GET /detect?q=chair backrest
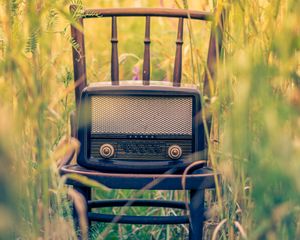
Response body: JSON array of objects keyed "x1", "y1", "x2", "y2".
[{"x1": 70, "y1": 5, "x2": 224, "y2": 108}]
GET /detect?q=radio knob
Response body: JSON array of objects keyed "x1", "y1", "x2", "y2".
[
  {"x1": 99, "y1": 144, "x2": 115, "y2": 158},
  {"x1": 168, "y1": 145, "x2": 182, "y2": 160}
]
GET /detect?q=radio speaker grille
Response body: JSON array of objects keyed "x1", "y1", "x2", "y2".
[{"x1": 91, "y1": 96, "x2": 193, "y2": 135}]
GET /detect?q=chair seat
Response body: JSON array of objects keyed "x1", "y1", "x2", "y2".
[{"x1": 60, "y1": 164, "x2": 219, "y2": 190}]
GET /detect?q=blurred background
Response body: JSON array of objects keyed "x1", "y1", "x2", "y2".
[{"x1": 0, "y1": 0, "x2": 299, "y2": 239}]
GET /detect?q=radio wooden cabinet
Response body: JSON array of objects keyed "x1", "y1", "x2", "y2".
[
  {"x1": 77, "y1": 84, "x2": 205, "y2": 173},
  {"x1": 60, "y1": 5, "x2": 224, "y2": 240}
]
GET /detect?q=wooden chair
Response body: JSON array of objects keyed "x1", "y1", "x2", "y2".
[{"x1": 60, "y1": 5, "x2": 223, "y2": 240}]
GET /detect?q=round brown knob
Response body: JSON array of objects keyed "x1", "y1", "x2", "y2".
[
  {"x1": 99, "y1": 144, "x2": 115, "y2": 158},
  {"x1": 168, "y1": 145, "x2": 182, "y2": 160}
]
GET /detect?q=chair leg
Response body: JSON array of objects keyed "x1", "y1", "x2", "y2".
[
  {"x1": 72, "y1": 186, "x2": 91, "y2": 238},
  {"x1": 189, "y1": 189, "x2": 205, "y2": 240}
]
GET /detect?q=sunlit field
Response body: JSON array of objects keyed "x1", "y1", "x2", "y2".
[{"x1": 0, "y1": 0, "x2": 300, "y2": 239}]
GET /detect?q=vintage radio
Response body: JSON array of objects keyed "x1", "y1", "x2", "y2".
[{"x1": 77, "y1": 81, "x2": 206, "y2": 173}]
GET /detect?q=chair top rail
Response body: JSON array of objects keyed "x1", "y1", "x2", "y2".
[{"x1": 78, "y1": 7, "x2": 213, "y2": 21}]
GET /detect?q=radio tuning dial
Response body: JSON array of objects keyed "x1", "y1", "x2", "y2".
[
  {"x1": 168, "y1": 145, "x2": 182, "y2": 160},
  {"x1": 99, "y1": 144, "x2": 115, "y2": 159}
]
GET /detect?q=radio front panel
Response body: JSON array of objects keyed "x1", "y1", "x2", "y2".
[{"x1": 90, "y1": 139, "x2": 192, "y2": 161}]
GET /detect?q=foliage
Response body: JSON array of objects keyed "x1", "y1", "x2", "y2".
[{"x1": 0, "y1": 0, "x2": 299, "y2": 239}]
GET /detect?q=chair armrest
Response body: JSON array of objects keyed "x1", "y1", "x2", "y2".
[{"x1": 56, "y1": 137, "x2": 80, "y2": 172}]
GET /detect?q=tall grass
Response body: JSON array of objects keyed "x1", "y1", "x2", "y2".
[
  {"x1": 0, "y1": 0, "x2": 299, "y2": 239},
  {"x1": 216, "y1": 0, "x2": 300, "y2": 238},
  {"x1": 0, "y1": 0, "x2": 76, "y2": 238}
]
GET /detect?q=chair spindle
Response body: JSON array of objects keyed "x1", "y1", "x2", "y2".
[
  {"x1": 143, "y1": 16, "x2": 151, "y2": 85},
  {"x1": 173, "y1": 18, "x2": 184, "y2": 87},
  {"x1": 111, "y1": 16, "x2": 119, "y2": 85}
]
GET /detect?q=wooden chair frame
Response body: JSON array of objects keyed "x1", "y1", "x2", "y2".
[
  {"x1": 63, "y1": 5, "x2": 224, "y2": 240},
  {"x1": 70, "y1": 6, "x2": 223, "y2": 107}
]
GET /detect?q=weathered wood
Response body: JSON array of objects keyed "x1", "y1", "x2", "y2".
[
  {"x1": 69, "y1": 5, "x2": 219, "y2": 91},
  {"x1": 67, "y1": 6, "x2": 223, "y2": 240},
  {"x1": 143, "y1": 16, "x2": 151, "y2": 85},
  {"x1": 111, "y1": 16, "x2": 119, "y2": 85},
  {"x1": 203, "y1": 10, "x2": 224, "y2": 98},
  {"x1": 60, "y1": 164, "x2": 217, "y2": 190},
  {"x1": 173, "y1": 18, "x2": 184, "y2": 87},
  {"x1": 80, "y1": 7, "x2": 213, "y2": 21},
  {"x1": 70, "y1": 5, "x2": 87, "y2": 108},
  {"x1": 189, "y1": 190, "x2": 205, "y2": 240},
  {"x1": 70, "y1": 111, "x2": 77, "y2": 138}
]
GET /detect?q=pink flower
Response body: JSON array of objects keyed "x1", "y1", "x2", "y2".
[{"x1": 132, "y1": 65, "x2": 140, "y2": 80}]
